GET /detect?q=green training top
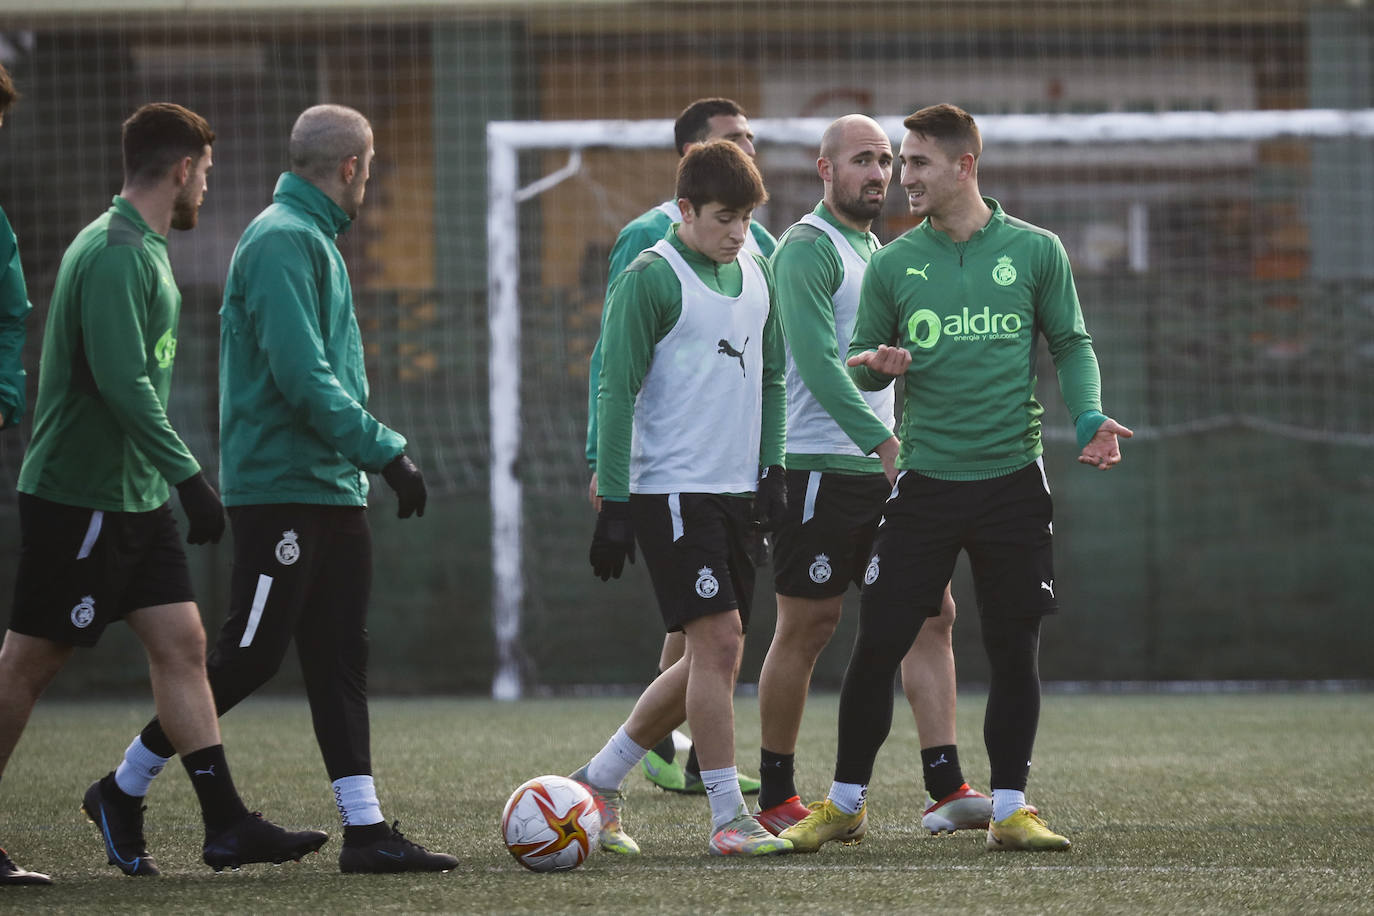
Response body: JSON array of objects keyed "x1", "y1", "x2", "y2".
[
  {"x1": 0, "y1": 203, "x2": 31, "y2": 429},
  {"x1": 594, "y1": 225, "x2": 786, "y2": 501},
  {"x1": 847, "y1": 198, "x2": 1106, "y2": 481},
  {"x1": 19, "y1": 196, "x2": 200, "y2": 511},
  {"x1": 219, "y1": 172, "x2": 406, "y2": 507},
  {"x1": 772, "y1": 201, "x2": 893, "y2": 474},
  {"x1": 585, "y1": 201, "x2": 777, "y2": 470}
]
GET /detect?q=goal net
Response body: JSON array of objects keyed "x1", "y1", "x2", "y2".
[{"x1": 490, "y1": 108, "x2": 1374, "y2": 697}]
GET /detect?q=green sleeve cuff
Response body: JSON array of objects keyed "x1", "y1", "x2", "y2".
[{"x1": 1074, "y1": 410, "x2": 1108, "y2": 450}]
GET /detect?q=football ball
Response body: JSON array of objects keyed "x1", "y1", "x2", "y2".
[{"x1": 501, "y1": 775, "x2": 601, "y2": 872}]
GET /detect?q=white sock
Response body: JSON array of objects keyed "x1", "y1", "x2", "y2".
[
  {"x1": 585, "y1": 726, "x2": 648, "y2": 790},
  {"x1": 332, "y1": 774, "x2": 384, "y2": 827},
  {"x1": 828, "y1": 781, "x2": 867, "y2": 815},
  {"x1": 114, "y1": 736, "x2": 171, "y2": 798},
  {"x1": 700, "y1": 766, "x2": 746, "y2": 830},
  {"x1": 992, "y1": 789, "x2": 1027, "y2": 822}
]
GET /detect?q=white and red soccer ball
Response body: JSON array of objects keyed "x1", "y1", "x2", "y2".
[{"x1": 501, "y1": 775, "x2": 601, "y2": 872}]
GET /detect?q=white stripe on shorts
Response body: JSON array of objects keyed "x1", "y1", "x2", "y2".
[
  {"x1": 1034, "y1": 455, "x2": 1051, "y2": 494},
  {"x1": 668, "y1": 493, "x2": 684, "y2": 543},
  {"x1": 239, "y1": 574, "x2": 274, "y2": 648},
  {"x1": 802, "y1": 471, "x2": 821, "y2": 525},
  {"x1": 76, "y1": 510, "x2": 104, "y2": 560}
]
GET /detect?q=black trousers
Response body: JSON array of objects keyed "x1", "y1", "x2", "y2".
[{"x1": 143, "y1": 504, "x2": 374, "y2": 781}]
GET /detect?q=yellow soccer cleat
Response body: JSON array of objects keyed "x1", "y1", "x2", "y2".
[
  {"x1": 777, "y1": 799, "x2": 867, "y2": 853},
  {"x1": 985, "y1": 808, "x2": 1071, "y2": 852},
  {"x1": 569, "y1": 765, "x2": 641, "y2": 855}
]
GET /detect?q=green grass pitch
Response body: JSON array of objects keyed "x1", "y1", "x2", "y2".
[{"x1": 1, "y1": 692, "x2": 1370, "y2": 914}]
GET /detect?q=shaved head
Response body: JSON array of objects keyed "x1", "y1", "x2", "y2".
[
  {"x1": 820, "y1": 114, "x2": 888, "y2": 161},
  {"x1": 289, "y1": 104, "x2": 372, "y2": 181}
]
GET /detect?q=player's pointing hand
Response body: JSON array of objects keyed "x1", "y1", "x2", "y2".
[{"x1": 846, "y1": 344, "x2": 912, "y2": 377}]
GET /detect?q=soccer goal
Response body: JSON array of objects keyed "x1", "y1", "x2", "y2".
[{"x1": 486, "y1": 109, "x2": 1374, "y2": 699}]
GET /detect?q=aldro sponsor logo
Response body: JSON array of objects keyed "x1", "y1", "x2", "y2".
[{"x1": 907, "y1": 306, "x2": 1025, "y2": 350}]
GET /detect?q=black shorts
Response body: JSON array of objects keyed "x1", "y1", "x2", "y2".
[
  {"x1": 630, "y1": 493, "x2": 755, "y2": 633},
  {"x1": 771, "y1": 469, "x2": 892, "y2": 599},
  {"x1": 9, "y1": 493, "x2": 195, "y2": 647},
  {"x1": 860, "y1": 460, "x2": 1058, "y2": 619}
]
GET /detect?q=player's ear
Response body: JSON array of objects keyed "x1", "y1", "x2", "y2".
[
  {"x1": 172, "y1": 155, "x2": 192, "y2": 187},
  {"x1": 816, "y1": 156, "x2": 832, "y2": 183},
  {"x1": 677, "y1": 197, "x2": 694, "y2": 223},
  {"x1": 340, "y1": 154, "x2": 358, "y2": 185}
]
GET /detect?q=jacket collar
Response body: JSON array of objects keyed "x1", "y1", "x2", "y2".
[{"x1": 272, "y1": 172, "x2": 352, "y2": 237}]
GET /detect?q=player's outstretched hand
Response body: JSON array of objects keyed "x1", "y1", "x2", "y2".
[
  {"x1": 176, "y1": 471, "x2": 226, "y2": 545},
  {"x1": 1077, "y1": 417, "x2": 1133, "y2": 470},
  {"x1": 590, "y1": 500, "x2": 635, "y2": 581},
  {"x1": 382, "y1": 454, "x2": 428, "y2": 518},
  {"x1": 752, "y1": 464, "x2": 788, "y2": 532},
  {"x1": 846, "y1": 344, "x2": 912, "y2": 377}
]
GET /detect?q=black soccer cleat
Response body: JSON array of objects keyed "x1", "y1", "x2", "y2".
[
  {"x1": 202, "y1": 812, "x2": 329, "y2": 872},
  {"x1": 0, "y1": 848, "x2": 52, "y2": 885},
  {"x1": 81, "y1": 772, "x2": 160, "y2": 876},
  {"x1": 338, "y1": 821, "x2": 457, "y2": 874}
]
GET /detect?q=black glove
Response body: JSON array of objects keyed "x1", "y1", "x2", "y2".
[
  {"x1": 382, "y1": 454, "x2": 427, "y2": 519},
  {"x1": 751, "y1": 465, "x2": 788, "y2": 532},
  {"x1": 175, "y1": 471, "x2": 226, "y2": 546},
  {"x1": 589, "y1": 499, "x2": 636, "y2": 581}
]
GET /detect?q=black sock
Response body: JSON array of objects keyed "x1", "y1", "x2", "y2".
[
  {"x1": 685, "y1": 744, "x2": 700, "y2": 778},
  {"x1": 139, "y1": 720, "x2": 176, "y2": 760},
  {"x1": 181, "y1": 745, "x2": 249, "y2": 832},
  {"x1": 757, "y1": 749, "x2": 796, "y2": 810},
  {"x1": 920, "y1": 744, "x2": 967, "y2": 801},
  {"x1": 343, "y1": 821, "x2": 392, "y2": 847},
  {"x1": 651, "y1": 733, "x2": 676, "y2": 764}
]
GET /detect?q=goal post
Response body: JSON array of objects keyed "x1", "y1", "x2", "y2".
[{"x1": 487, "y1": 109, "x2": 1374, "y2": 699}]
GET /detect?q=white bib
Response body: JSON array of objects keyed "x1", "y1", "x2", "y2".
[
  {"x1": 630, "y1": 239, "x2": 770, "y2": 493},
  {"x1": 783, "y1": 213, "x2": 895, "y2": 456}
]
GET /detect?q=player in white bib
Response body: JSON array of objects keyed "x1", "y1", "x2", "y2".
[{"x1": 569, "y1": 140, "x2": 791, "y2": 858}]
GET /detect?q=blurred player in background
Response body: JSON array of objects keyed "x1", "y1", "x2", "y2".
[
  {"x1": 755, "y1": 114, "x2": 988, "y2": 837},
  {"x1": 783, "y1": 104, "x2": 1131, "y2": 854},
  {"x1": 575, "y1": 140, "x2": 790, "y2": 857},
  {"x1": 0, "y1": 60, "x2": 41, "y2": 887},
  {"x1": 0, "y1": 102, "x2": 327, "y2": 881},
  {"x1": 107, "y1": 104, "x2": 456, "y2": 875},
  {"x1": 585, "y1": 97, "x2": 776, "y2": 797}
]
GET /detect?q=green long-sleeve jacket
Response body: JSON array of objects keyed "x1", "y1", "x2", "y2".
[
  {"x1": 848, "y1": 198, "x2": 1106, "y2": 480},
  {"x1": 0, "y1": 204, "x2": 31, "y2": 429},
  {"x1": 219, "y1": 172, "x2": 405, "y2": 507},
  {"x1": 19, "y1": 197, "x2": 199, "y2": 511}
]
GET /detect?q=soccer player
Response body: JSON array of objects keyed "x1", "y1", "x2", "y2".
[
  {"x1": 754, "y1": 114, "x2": 989, "y2": 836},
  {"x1": 0, "y1": 61, "x2": 42, "y2": 888},
  {"x1": 0, "y1": 102, "x2": 328, "y2": 880},
  {"x1": 781, "y1": 104, "x2": 1132, "y2": 853},
  {"x1": 585, "y1": 97, "x2": 776, "y2": 797},
  {"x1": 575, "y1": 139, "x2": 790, "y2": 857},
  {"x1": 105, "y1": 104, "x2": 456, "y2": 874}
]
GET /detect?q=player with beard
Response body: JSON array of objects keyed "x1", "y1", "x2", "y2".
[
  {"x1": 754, "y1": 115, "x2": 988, "y2": 836},
  {"x1": 106, "y1": 104, "x2": 455, "y2": 875},
  {"x1": 0, "y1": 103, "x2": 326, "y2": 881}
]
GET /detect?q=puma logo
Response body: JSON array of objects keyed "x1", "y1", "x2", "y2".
[
  {"x1": 928, "y1": 753, "x2": 948, "y2": 768},
  {"x1": 1040, "y1": 580, "x2": 1054, "y2": 598},
  {"x1": 717, "y1": 337, "x2": 749, "y2": 376},
  {"x1": 193, "y1": 766, "x2": 216, "y2": 777},
  {"x1": 906, "y1": 263, "x2": 930, "y2": 280}
]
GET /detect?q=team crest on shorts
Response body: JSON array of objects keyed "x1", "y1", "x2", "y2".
[
  {"x1": 808, "y1": 553, "x2": 833, "y2": 584},
  {"x1": 275, "y1": 530, "x2": 301, "y2": 566},
  {"x1": 70, "y1": 595, "x2": 96, "y2": 629},
  {"x1": 863, "y1": 555, "x2": 881, "y2": 586},
  {"x1": 694, "y1": 566, "x2": 720, "y2": 599}
]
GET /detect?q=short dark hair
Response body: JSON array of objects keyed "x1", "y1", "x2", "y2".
[
  {"x1": 675, "y1": 138, "x2": 768, "y2": 213},
  {"x1": 0, "y1": 63, "x2": 18, "y2": 116},
  {"x1": 122, "y1": 102, "x2": 215, "y2": 185},
  {"x1": 902, "y1": 103, "x2": 982, "y2": 161},
  {"x1": 674, "y1": 97, "x2": 746, "y2": 157}
]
